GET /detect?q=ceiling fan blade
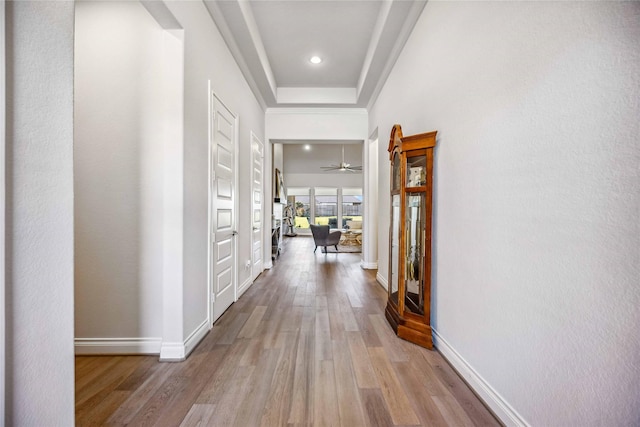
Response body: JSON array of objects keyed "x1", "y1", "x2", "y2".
[{"x1": 320, "y1": 146, "x2": 362, "y2": 171}]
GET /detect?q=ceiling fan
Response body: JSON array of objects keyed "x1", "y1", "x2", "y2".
[{"x1": 320, "y1": 145, "x2": 362, "y2": 172}]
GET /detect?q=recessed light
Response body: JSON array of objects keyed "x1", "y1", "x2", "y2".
[
  {"x1": 303, "y1": 144, "x2": 311, "y2": 151},
  {"x1": 309, "y1": 56, "x2": 322, "y2": 64}
]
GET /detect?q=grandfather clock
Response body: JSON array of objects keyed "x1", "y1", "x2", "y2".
[{"x1": 386, "y1": 124, "x2": 437, "y2": 349}]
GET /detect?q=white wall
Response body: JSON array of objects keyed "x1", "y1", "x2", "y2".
[
  {"x1": 75, "y1": 1, "x2": 266, "y2": 357},
  {"x1": 75, "y1": 2, "x2": 165, "y2": 351},
  {"x1": 5, "y1": 2, "x2": 75, "y2": 424},
  {"x1": 369, "y1": 2, "x2": 640, "y2": 426},
  {"x1": 266, "y1": 108, "x2": 368, "y2": 142},
  {"x1": 283, "y1": 144, "x2": 364, "y2": 192},
  {"x1": 164, "y1": 1, "x2": 266, "y2": 338}
]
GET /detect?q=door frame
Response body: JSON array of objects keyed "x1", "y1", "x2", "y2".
[
  {"x1": 362, "y1": 129, "x2": 379, "y2": 269},
  {"x1": 250, "y1": 131, "x2": 264, "y2": 283},
  {"x1": 207, "y1": 90, "x2": 239, "y2": 327}
]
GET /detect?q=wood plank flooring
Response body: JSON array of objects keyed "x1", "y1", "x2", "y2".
[{"x1": 75, "y1": 236, "x2": 500, "y2": 426}]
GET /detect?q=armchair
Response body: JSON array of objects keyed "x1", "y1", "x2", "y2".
[{"x1": 310, "y1": 224, "x2": 342, "y2": 253}]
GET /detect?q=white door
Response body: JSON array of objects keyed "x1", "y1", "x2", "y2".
[
  {"x1": 251, "y1": 133, "x2": 264, "y2": 281},
  {"x1": 210, "y1": 94, "x2": 237, "y2": 324}
]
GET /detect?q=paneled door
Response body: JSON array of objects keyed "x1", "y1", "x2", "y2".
[
  {"x1": 251, "y1": 133, "x2": 264, "y2": 281},
  {"x1": 210, "y1": 94, "x2": 237, "y2": 324}
]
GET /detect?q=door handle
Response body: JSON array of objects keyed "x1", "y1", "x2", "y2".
[
  {"x1": 232, "y1": 230, "x2": 238, "y2": 236},
  {"x1": 253, "y1": 227, "x2": 259, "y2": 231}
]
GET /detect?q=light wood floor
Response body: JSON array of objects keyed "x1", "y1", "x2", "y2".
[{"x1": 75, "y1": 236, "x2": 500, "y2": 426}]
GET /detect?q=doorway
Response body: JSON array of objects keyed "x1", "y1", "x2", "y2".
[
  {"x1": 209, "y1": 94, "x2": 238, "y2": 324},
  {"x1": 251, "y1": 132, "x2": 264, "y2": 282}
]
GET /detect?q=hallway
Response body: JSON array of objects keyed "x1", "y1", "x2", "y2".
[{"x1": 75, "y1": 236, "x2": 499, "y2": 426}]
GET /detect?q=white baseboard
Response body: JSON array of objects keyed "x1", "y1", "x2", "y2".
[
  {"x1": 433, "y1": 329, "x2": 529, "y2": 427},
  {"x1": 183, "y1": 319, "x2": 209, "y2": 358},
  {"x1": 159, "y1": 341, "x2": 186, "y2": 361},
  {"x1": 237, "y1": 275, "x2": 253, "y2": 298},
  {"x1": 376, "y1": 271, "x2": 388, "y2": 290},
  {"x1": 161, "y1": 318, "x2": 210, "y2": 362},
  {"x1": 75, "y1": 337, "x2": 161, "y2": 355},
  {"x1": 264, "y1": 260, "x2": 273, "y2": 269},
  {"x1": 360, "y1": 260, "x2": 378, "y2": 269},
  {"x1": 75, "y1": 321, "x2": 210, "y2": 360}
]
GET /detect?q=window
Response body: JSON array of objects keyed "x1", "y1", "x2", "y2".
[
  {"x1": 287, "y1": 187, "x2": 310, "y2": 229},
  {"x1": 285, "y1": 186, "x2": 364, "y2": 233},
  {"x1": 314, "y1": 187, "x2": 338, "y2": 228},
  {"x1": 342, "y1": 187, "x2": 363, "y2": 227}
]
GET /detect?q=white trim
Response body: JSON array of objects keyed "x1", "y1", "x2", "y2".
[
  {"x1": 250, "y1": 131, "x2": 264, "y2": 283},
  {"x1": 75, "y1": 337, "x2": 162, "y2": 355},
  {"x1": 433, "y1": 329, "x2": 529, "y2": 427},
  {"x1": 264, "y1": 260, "x2": 274, "y2": 270},
  {"x1": 159, "y1": 318, "x2": 210, "y2": 362},
  {"x1": 159, "y1": 341, "x2": 186, "y2": 362},
  {"x1": 207, "y1": 80, "x2": 213, "y2": 327},
  {"x1": 184, "y1": 319, "x2": 209, "y2": 358},
  {"x1": 237, "y1": 275, "x2": 253, "y2": 299},
  {"x1": 362, "y1": 129, "x2": 379, "y2": 269},
  {"x1": 232, "y1": 99, "x2": 240, "y2": 307},
  {"x1": 360, "y1": 261, "x2": 378, "y2": 270},
  {"x1": 376, "y1": 271, "x2": 388, "y2": 291}
]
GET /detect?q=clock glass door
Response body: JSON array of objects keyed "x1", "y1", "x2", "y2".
[
  {"x1": 404, "y1": 193, "x2": 425, "y2": 315},
  {"x1": 390, "y1": 194, "x2": 401, "y2": 306}
]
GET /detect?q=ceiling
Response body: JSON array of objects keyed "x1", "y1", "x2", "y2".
[
  {"x1": 203, "y1": 0, "x2": 427, "y2": 109},
  {"x1": 284, "y1": 143, "x2": 362, "y2": 174}
]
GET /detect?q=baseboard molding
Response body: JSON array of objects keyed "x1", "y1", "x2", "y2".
[
  {"x1": 360, "y1": 260, "x2": 378, "y2": 270},
  {"x1": 376, "y1": 271, "x2": 388, "y2": 290},
  {"x1": 184, "y1": 319, "x2": 209, "y2": 358},
  {"x1": 433, "y1": 329, "x2": 529, "y2": 427},
  {"x1": 237, "y1": 275, "x2": 253, "y2": 298},
  {"x1": 160, "y1": 318, "x2": 210, "y2": 362},
  {"x1": 76, "y1": 321, "x2": 210, "y2": 361},
  {"x1": 159, "y1": 341, "x2": 186, "y2": 361},
  {"x1": 75, "y1": 337, "x2": 161, "y2": 355}
]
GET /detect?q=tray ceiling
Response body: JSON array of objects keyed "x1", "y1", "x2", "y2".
[{"x1": 203, "y1": 0, "x2": 427, "y2": 108}]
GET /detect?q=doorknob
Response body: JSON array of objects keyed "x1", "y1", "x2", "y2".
[
  {"x1": 232, "y1": 230, "x2": 238, "y2": 236},
  {"x1": 253, "y1": 226, "x2": 259, "y2": 231}
]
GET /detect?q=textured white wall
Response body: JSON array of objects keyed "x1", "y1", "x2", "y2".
[
  {"x1": 75, "y1": 2, "x2": 164, "y2": 344},
  {"x1": 164, "y1": 1, "x2": 266, "y2": 337},
  {"x1": 370, "y1": 2, "x2": 640, "y2": 425},
  {"x1": 5, "y1": 2, "x2": 75, "y2": 424}
]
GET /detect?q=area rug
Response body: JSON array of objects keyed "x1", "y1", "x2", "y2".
[{"x1": 321, "y1": 244, "x2": 361, "y2": 253}]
